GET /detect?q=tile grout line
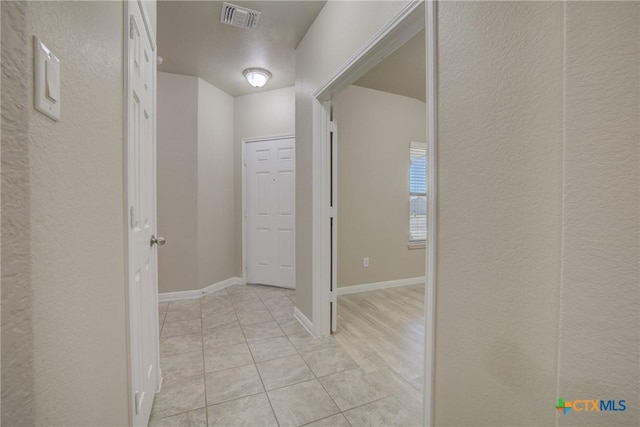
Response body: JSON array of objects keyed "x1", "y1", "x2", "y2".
[
  {"x1": 281, "y1": 318, "x2": 348, "y2": 425},
  {"x1": 150, "y1": 406, "x2": 208, "y2": 423},
  {"x1": 338, "y1": 395, "x2": 393, "y2": 422},
  {"x1": 235, "y1": 289, "x2": 282, "y2": 427},
  {"x1": 312, "y1": 370, "x2": 343, "y2": 420},
  {"x1": 299, "y1": 412, "x2": 354, "y2": 427},
  {"x1": 159, "y1": 303, "x2": 168, "y2": 336},
  {"x1": 160, "y1": 285, "x2": 356, "y2": 426},
  {"x1": 160, "y1": 284, "x2": 424, "y2": 425},
  {"x1": 199, "y1": 293, "x2": 209, "y2": 426},
  {"x1": 149, "y1": 371, "x2": 209, "y2": 422}
]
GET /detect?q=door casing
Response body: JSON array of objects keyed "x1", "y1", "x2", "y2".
[{"x1": 309, "y1": 1, "x2": 437, "y2": 425}]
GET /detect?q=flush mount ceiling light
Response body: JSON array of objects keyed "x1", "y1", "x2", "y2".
[{"x1": 243, "y1": 68, "x2": 271, "y2": 88}]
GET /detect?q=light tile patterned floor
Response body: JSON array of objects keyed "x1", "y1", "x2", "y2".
[{"x1": 151, "y1": 284, "x2": 423, "y2": 426}]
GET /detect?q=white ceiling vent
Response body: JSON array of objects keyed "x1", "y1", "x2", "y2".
[{"x1": 220, "y1": 2, "x2": 261, "y2": 29}]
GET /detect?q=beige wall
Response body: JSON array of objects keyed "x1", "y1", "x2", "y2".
[
  {"x1": 434, "y1": 1, "x2": 638, "y2": 425},
  {"x1": 558, "y1": 2, "x2": 639, "y2": 425},
  {"x1": 2, "y1": 1, "x2": 130, "y2": 425},
  {"x1": 434, "y1": 2, "x2": 564, "y2": 424},
  {"x1": 197, "y1": 78, "x2": 235, "y2": 287},
  {"x1": 157, "y1": 72, "x2": 236, "y2": 293},
  {"x1": 159, "y1": 79, "x2": 293, "y2": 293},
  {"x1": 296, "y1": 0, "x2": 413, "y2": 319},
  {"x1": 157, "y1": 72, "x2": 199, "y2": 294},
  {"x1": 233, "y1": 87, "x2": 296, "y2": 277},
  {"x1": 333, "y1": 85, "x2": 426, "y2": 287}
]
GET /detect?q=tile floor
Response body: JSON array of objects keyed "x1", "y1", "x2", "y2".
[{"x1": 152, "y1": 284, "x2": 422, "y2": 426}]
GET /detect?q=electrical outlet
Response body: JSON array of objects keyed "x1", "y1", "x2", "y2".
[{"x1": 363, "y1": 257, "x2": 369, "y2": 268}]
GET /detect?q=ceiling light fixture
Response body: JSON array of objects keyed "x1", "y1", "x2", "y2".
[{"x1": 243, "y1": 68, "x2": 271, "y2": 88}]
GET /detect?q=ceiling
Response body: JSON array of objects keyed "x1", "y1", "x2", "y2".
[
  {"x1": 353, "y1": 29, "x2": 426, "y2": 103},
  {"x1": 157, "y1": 1, "x2": 326, "y2": 97}
]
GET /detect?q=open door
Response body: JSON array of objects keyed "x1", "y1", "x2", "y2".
[{"x1": 126, "y1": 1, "x2": 160, "y2": 425}]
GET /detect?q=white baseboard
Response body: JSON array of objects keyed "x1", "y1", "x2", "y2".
[
  {"x1": 293, "y1": 307, "x2": 316, "y2": 338},
  {"x1": 158, "y1": 277, "x2": 243, "y2": 302},
  {"x1": 337, "y1": 276, "x2": 425, "y2": 296}
]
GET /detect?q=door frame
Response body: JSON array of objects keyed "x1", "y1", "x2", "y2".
[
  {"x1": 241, "y1": 134, "x2": 296, "y2": 287},
  {"x1": 124, "y1": 0, "x2": 160, "y2": 424},
  {"x1": 309, "y1": 1, "x2": 438, "y2": 424}
]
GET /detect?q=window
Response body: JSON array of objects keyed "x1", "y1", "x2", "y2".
[{"x1": 409, "y1": 142, "x2": 427, "y2": 245}]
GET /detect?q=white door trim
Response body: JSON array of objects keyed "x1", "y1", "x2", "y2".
[
  {"x1": 124, "y1": 0, "x2": 159, "y2": 424},
  {"x1": 423, "y1": 2, "x2": 438, "y2": 424},
  {"x1": 311, "y1": 99, "x2": 331, "y2": 338},
  {"x1": 309, "y1": 1, "x2": 437, "y2": 425},
  {"x1": 241, "y1": 134, "x2": 296, "y2": 287},
  {"x1": 311, "y1": 0, "x2": 424, "y2": 336}
]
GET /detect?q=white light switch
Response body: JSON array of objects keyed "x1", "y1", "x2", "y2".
[
  {"x1": 45, "y1": 58, "x2": 60, "y2": 102},
  {"x1": 34, "y1": 36, "x2": 61, "y2": 121}
]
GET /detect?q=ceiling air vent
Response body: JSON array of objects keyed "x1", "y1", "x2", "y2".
[{"x1": 220, "y1": 2, "x2": 261, "y2": 29}]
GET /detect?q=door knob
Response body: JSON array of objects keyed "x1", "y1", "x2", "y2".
[{"x1": 150, "y1": 235, "x2": 166, "y2": 247}]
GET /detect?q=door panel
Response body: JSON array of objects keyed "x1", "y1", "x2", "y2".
[
  {"x1": 277, "y1": 171, "x2": 293, "y2": 215},
  {"x1": 256, "y1": 228, "x2": 270, "y2": 266},
  {"x1": 279, "y1": 147, "x2": 293, "y2": 160},
  {"x1": 127, "y1": 1, "x2": 159, "y2": 425},
  {"x1": 256, "y1": 172, "x2": 271, "y2": 215},
  {"x1": 246, "y1": 138, "x2": 295, "y2": 288},
  {"x1": 278, "y1": 229, "x2": 294, "y2": 270}
]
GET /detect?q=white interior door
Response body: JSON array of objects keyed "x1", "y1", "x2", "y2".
[
  {"x1": 245, "y1": 137, "x2": 295, "y2": 289},
  {"x1": 127, "y1": 2, "x2": 159, "y2": 425}
]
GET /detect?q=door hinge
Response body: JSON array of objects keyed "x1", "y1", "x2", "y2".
[
  {"x1": 134, "y1": 390, "x2": 141, "y2": 414},
  {"x1": 329, "y1": 121, "x2": 337, "y2": 133},
  {"x1": 329, "y1": 289, "x2": 337, "y2": 303},
  {"x1": 130, "y1": 206, "x2": 135, "y2": 228},
  {"x1": 129, "y1": 16, "x2": 136, "y2": 39},
  {"x1": 329, "y1": 207, "x2": 337, "y2": 218}
]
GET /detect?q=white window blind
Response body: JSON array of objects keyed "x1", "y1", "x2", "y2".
[{"x1": 409, "y1": 141, "x2": 427, "y2": 244}]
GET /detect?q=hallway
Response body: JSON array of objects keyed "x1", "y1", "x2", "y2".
[
  {"x1": 151, "y1": 285, "x2": 423, "y2": 426},
  {"x1": 2, "y1": 1, "x2": 638, "y2": 425}
]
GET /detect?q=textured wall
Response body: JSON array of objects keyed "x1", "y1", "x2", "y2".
[
  {"x1": 333, "y1": 86, "x2": 426, "y2": 287},
  {"x1": 1, "y1": 2, "x2": 34, "y2": 424},
  {"x1": 233, "y1": 87, "x2": 296, "y2": 278},
  {"x1": 197, "y1": 78, "x2": 235, "y2": 287},
  {"x1": 433, "y1": 1, "x2": 639, "y2": 425},
  {"x1": 558, "y1": 2, "x2": 639, "y2": 425},
  {"x1": 296, "y1": 0, "x2": 412, "y2": 320},
  {"x1": 2, "y1": 1, "x2": 130, "y2": 425},
  {"x1": 434, "y1": 2, "x2": 564, "y2": 424},
  {"x1": 157, "y1": 72, "x2": 199, "y2": 293}
]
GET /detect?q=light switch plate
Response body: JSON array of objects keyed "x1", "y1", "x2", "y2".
[{"x1": 34, "y1": 36, "x2": 60, "y2": 121}]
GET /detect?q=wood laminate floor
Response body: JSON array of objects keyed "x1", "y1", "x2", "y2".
[{"x1": 331, "y1": 284, "x2": 425, "y2": 419}]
